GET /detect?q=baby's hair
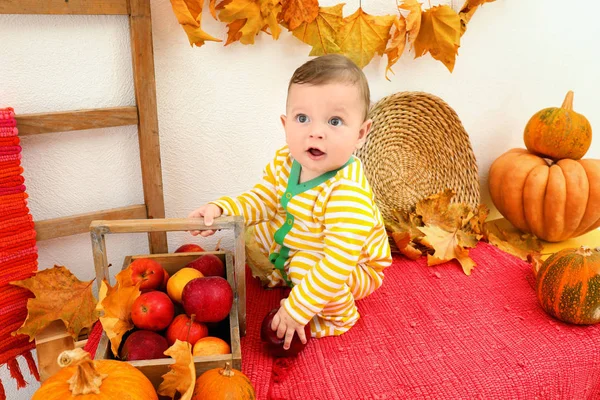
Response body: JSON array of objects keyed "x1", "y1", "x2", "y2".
[{"x1": 288, "y1": 54, "x2": 371, "y2": 121}]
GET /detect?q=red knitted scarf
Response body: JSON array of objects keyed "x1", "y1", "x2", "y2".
[{"x1": 0, "y1": 108, "x2": 39, "y2": 399}]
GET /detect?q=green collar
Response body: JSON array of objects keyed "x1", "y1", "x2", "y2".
[{"x1": 286, "y1": 156, "x2": 355, "y2": 198}]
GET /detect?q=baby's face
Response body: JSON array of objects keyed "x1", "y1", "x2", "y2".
[{"x1": 282, "y1": 82, "x2": 371, "y2": 183}]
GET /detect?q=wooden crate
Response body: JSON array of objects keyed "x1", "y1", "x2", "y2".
[{"x1": 89, "y1": 217, "x2": 246, "y2": 389}]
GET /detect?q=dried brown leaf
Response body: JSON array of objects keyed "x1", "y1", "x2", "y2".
[
  {"x1": 292, "y1": 4, "x2": 344, "y2": 57},
  {"x1": 280, "y1": 0, "x2": 319, "y2": 31},
  {"x1": 484, "y1": 221, "x2": 543, "y2": 261},
  {"x1": 384, "y1": 16, "x2": 407, "y2": 81},
  {"x1": 398, "y1": 0, "x2": 422, "y2": 48},
  {"x1": 413, "y1": 5, "x2": 461, "y2": 72},
  {"x1": 11, "y1": 266, "x2": 98, "y2": 341},
  {"x1": 419, "y1": 225, "x2": 477, "y2": 275}
]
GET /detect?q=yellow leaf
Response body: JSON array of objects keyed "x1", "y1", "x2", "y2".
[
  {"x1": 390, "y1": 231, "x2": 423, "y2": 260},
  {"x1": 384, "y1": 16, "x2": 407, "y2": 81},
  {"x1": 483, "y1": 221, "x2": 543, "y2": 261},
  {"x1": 260, "y1": 0, "x2": 282, "y2": 40},
  {"x1": 170, "y1": 0, "x2": 222, "y2": 47},
  {"x1": 398, "y1": 0, "x2": 422, "y2": 48},
  {"x1": 292, "y1": 4, "x2": 344, "y2": 57},
  {"x1": 338, "y1": 7, "x2": 395, "y2": 68},
  {"x1": 97, "y1": 278, "x2": 141, "y2": 356},
  {"x1": 157, "y1": 340, "x2": 196, "y2": 400},
  {"x1": 280, "y1": 0, "x2": 319, "y2": 31},
  {"x1": 219, "y1": 0, "x2": 264, "y2": 45},
  {"x1": 413, "y1": 5, "x2": 461, "y2": 72},
  {"x1": 415, "y1": 188, "x2": 474, "y2": 232},
  {"x1": 458, "y1": 0, "x2": 494, "y2": 35},
  {"x1": 10, "y1": 266, "x2": 98, "y2": 341},
  {"x1": 419, "y1": 225, "x2": 477, "y2": 275}
]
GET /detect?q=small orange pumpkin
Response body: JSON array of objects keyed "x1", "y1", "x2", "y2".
[
  {"x1": 192, "y1": 362, "x2": 256, "y2": 400},
  {"x1": 535, "y1": 246, "x2": 600, "y2": 324},
  {"x1": 488, "y1": 148, "x2": 600, "y2": 242},
  {"x1": 523, "y1": 91, "x2": 592, "y2": 160},
  {"x1": 32, "y1": 348, "x2": 157, "y2": 400}
]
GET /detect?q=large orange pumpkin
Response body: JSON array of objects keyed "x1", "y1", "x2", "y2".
[
  {"x1": 32, "y1": 348, "x2": 157, "y2": 400},
  {"x1": 488, "y1": 148, "x2": 600, "y2": 242},
  {"x1": 192, "y1": 362, "x2": 255, "y2": 400},
  {"x1": 523, "y1": 91, "x2": 592, "y2": 160},
  {"x1": 535, "y1": 246, "x2": 600, "y2": 324}
]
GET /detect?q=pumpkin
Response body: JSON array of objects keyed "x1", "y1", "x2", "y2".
[
  {"x1": 535, "y1": 246, "x2": 600, "y2": 324},
  {"x1": 523, "y1": 91, "x2": 592, "y2": 160},
  {"x1": 192, "y1": 362, "x2": 256, "y2": 400},
  {"x1": 32, "y1": 348, "x2": 157, "y2": 400},
  {"x1": 488, "y1": 148, "x2": 600, "y2": 242}
]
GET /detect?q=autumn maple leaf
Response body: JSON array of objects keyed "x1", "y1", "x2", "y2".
[
  {"x1": 292, "y1": 4, "x2": 344, "y2": 56},
  {"x1": 219, "y1": 0, "x2": 281, "y2": 45},
  {"x1": 416, "y1": 188, "x2": 474, "y2": 232},
  {"x1": 170, "y1": 0, "x2": 222, "y2": 47},
  {"x1": 280, "y1": 0, "x2": 319, "y2": 31},
  {"x1": 11, "y1": 266, "x2": 98, "y2": 341},
  {"x1": 398, "y1": 0, "x2": 422, "y2": 48},
  {"x1": 384, "y1": 16, "x2": 407, "y2": 80},
  {"x1": 96, "y1": 269, "x2": 141, "y2": 357},
  {"x1": 413, "y1": 5, "x2": 461, "y2": 72},
  {"x1": 338, "y1": 7, "x2": 395, "y2": 68},
  {"x1": 419, "y1": 225, "x2": 479, "y2": 275},
  {"x1": 157, "y1": 340, "x2": 196, "y2": 400},
  {"x1": 458, "y1": 0, "x2": 495, "y2": 35},
  {"x1": 483, "y1": 220, "x2": 543, "y2": 261}
]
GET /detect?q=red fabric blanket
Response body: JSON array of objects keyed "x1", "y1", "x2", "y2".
[{"x1": 241, "y1": 242, "x2": 600, "y2": 399}]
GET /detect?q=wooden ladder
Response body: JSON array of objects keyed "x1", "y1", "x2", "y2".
[{"x1": 1, "y1": 0, "x2": 168, "y2": 380}]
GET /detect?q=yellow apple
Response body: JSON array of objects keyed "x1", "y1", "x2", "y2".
[{"x1": 166, "y1": 267, "x2": 203, "y2": 303}]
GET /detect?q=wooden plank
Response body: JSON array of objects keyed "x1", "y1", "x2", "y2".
[
  {"x1": 129, "y1": 0, "x2": 167, "y2": 254},
  {"x1": 0, "y1": 0, "x2": 129, "y2": 15},
  {"x1": 35, "y1": 204, "x2": 147, "y2": 241},
  {"x1": 233, "y1": 222, "x2": 246, "y2": 335},
  {"x1": 89, "y1": 216, "x2": 240, "y2": 234},
  {"x1": 15, "y1": 107, "x2": 138, "y2": 136}
]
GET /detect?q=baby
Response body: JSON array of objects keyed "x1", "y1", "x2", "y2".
[{"x1": 189, "y1": 54, "x2": 392, "y2": 349}]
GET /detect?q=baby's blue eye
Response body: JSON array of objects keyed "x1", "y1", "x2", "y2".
[
  {"x1": 296, "y1": 114, "x2": 309, "y2": 123},
  {"x1": 329, "y1": 117, "x2": 343, "y2": 127}
]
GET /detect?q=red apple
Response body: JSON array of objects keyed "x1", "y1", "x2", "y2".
[
  {"x1": 129, "y1": 258, "x2": 165, "y2": 292},
  {"x1": 175, "y1": 243, "x2": 205, "y2": 253},
  {"x1": 165, "y1": 314, "x2": 209, "y2": 346},
  {"x1": 260, "y1": 308, "x2": 311, "y2": 357},
  {"x1": 131, "y1": 291, "x2": 174, "y2": 331},
  {"x1": 120, "y1": 330, "x2": 168, "y2": 361},
  {"x1": 160, "y1": 270, "x2": 170, "y2": 291},
  {"x1": 181, "y1": 277, "x2": 233, "y2": 323},
  {"x1": 185, "y1": 254, "x2": 225, "y2": 277}
]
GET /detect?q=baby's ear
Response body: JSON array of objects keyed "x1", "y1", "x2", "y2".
[
  {"x1": 280, "y1": 114, "x2": 287, "y2": 129},
  {"x1": 356, "y1": 118, "x2": 372, "y2": 149}
]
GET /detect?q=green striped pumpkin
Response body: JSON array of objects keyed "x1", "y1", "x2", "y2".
[{"x1": 536, "y1": 246, "x2": 600, "y2": 324}]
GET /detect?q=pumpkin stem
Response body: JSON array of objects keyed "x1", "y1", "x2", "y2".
[
  {"x1": 576, "y1": 246, "x2": 593, "y2": 257},
  {"x1": 561, "y1": 90, "x2": 574, "y2": 111},
  {"x1": 57, "y1": 348, "x2": 108, "y2": 395},
  {"x1": 542, "y1": 157, "x2": 554, "y2": 167},
  {"x1": 220, "y1": 362, "x2": 235, "y2": 378}
]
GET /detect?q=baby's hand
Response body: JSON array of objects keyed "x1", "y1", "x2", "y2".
[
  {"x1": 187, "y1": 204, "x2": 222, "y2": 237},
  {"x1": 270, "y1": 301, "x2": 308, "y2": 350}
]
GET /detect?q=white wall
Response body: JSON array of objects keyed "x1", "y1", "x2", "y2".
[{"x1": 1, "y1": 0, "x2": 598, "y2": 397}]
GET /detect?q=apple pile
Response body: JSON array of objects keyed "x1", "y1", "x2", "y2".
[{"x1": 118, "y1": 249, "x2": 233, "y2": 361}]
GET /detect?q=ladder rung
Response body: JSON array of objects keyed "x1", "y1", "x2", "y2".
[
  {"x1": 35, "y1": 204, "x2": 147, "y2": 241},
  {"x1": 0, "y1": 0, "x2": 130, "y2": 15},
  {"x1": 16, "y1": 107, "x2": 139, "y2": 136}
]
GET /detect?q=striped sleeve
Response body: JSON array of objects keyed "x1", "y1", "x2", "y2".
[
  {"x1": 284, "y1": 180, "x2": 376, "y2": 325},
  {"x1": 210, "y1": 152, "x2": 281, "y2": 226}
]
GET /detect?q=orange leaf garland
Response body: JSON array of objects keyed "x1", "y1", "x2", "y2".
[
  {"x1": 292, "y1": 4, "x2": 344, "y2": 56},
  {"x1": 384, "y1": 16, "x2": 407, "y2": 81},
  {"x1": 398, "y1": 0, "x2": 423, "y2": 48},
  {"x1": 218, "y1": 0, "x2": 281, "y2": 45},
  {"x1": 280, "y1": 0, "x2": 319, "y2": 31},
  {"x1": 170, "y1": 0, "x2": 222, "y2": 47},
  {"x1": 413, "y1": 5, "x2": 461, "y2": 72},
  {"x1": 338, "y1": 7, "x2": 395, "y2": 68},
  {"x1": 11, "y1": 266, "x2": 98, "y2": 341}
]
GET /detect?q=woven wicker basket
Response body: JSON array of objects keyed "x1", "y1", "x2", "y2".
[{"x1": 355, "y1": 91, "x2": 480, "y2": 221}]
